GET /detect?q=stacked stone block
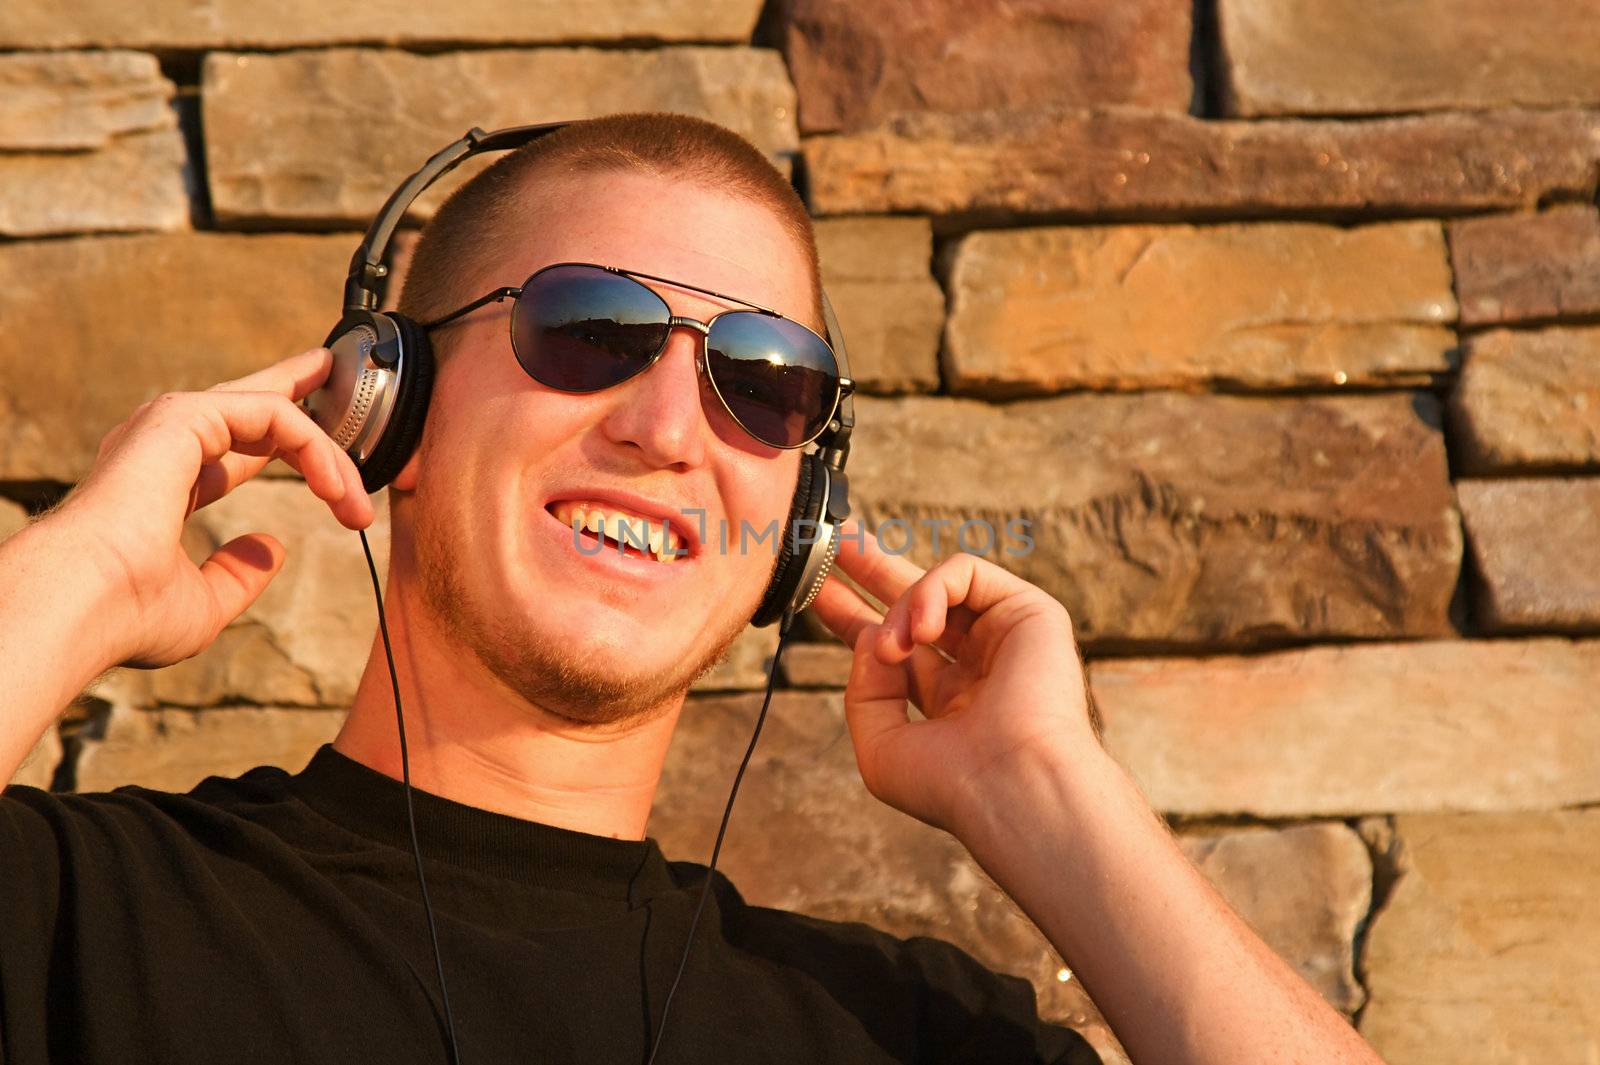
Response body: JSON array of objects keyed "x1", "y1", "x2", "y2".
[{"x1": 3, "y1": 2, "x2": 1599, "y2": 1061}]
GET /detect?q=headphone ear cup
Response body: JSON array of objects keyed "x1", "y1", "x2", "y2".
[
  {"x1": 751, "y1": 454, "x2": 827, "y2": 628},
  {"x1": 356, "y1": 312, "x2": 435, "y2": 493}
]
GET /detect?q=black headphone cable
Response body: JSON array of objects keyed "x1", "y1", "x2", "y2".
[
  {"x1": 644, "y1": 611, "x2": 795, "y2": 1065},
  {"x1": 360, "y1": 528, "x2": 463, "y2": 1065},
  {"x1": 359, "y1": 526, "x2": 799, "y2": 1065}
]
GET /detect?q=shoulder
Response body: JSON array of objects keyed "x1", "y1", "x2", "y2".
[
  {"x1": 1, "y1": 762, "x2": 300, "y2": 869},
  {"x1": 4, "y1": 760, "x2": 294, "y2": 820},
  {"x1": 0, "y1": 763, "x2": 305, "y2": 954},
  {"x1": 687, "y1": 865, "x2": 1101, "y2": 1064}
]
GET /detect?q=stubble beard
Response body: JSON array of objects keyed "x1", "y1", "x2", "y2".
[{"x1": 410, "y1": 482, "x2": 757, "y2": 729}]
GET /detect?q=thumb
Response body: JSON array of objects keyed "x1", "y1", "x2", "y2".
[
  {"x1": 844, "y1": 623, "x2": 913, "y2": 778},
  {"x1": 197, "y1": 533, "x2": 286, "y2": 637}
]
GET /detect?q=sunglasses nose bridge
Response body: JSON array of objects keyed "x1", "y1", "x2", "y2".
[
  {"x1": 666, "y1": 315, "x2": 711, "y2": 335},
  {"x1": 665, "y1": 315, "x2": 712, "y2": 372}
]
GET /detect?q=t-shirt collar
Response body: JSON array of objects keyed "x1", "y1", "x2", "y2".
[{"x1": 289, "y1": 743, "x2": 682, "y2": 900}]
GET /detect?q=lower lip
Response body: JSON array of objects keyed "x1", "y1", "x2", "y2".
[{"x1": 537, "y1": 506, "x2": 695, "y2": 582}]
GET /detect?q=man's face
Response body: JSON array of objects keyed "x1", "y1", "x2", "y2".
[{"x1": 396, "y1": 168, "x2": 811, "y2": 726}]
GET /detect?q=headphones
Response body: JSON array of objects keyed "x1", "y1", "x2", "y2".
[{"x1": 303, "y1": 122, "x2": 855, "y2": 630}]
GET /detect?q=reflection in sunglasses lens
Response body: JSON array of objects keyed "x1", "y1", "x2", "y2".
[
  {"x1": 513, "y1": 265, "x2": 670, "y2": 392},
  {"x1": 707, "y1": 313, "x2": 838, "y2": 448}
]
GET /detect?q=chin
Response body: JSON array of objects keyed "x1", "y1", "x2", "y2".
[
  {"x1": 474, "y1": 602, "x2": 700, "y2": 726},
  {"x1": 411, "y1": 482, "x2": 760, "y2": 726},
  {"x1": 428, "y1": 563, "x2": 749, "y2": 729}
]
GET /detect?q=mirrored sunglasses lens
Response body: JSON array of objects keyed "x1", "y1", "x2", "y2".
[
  {"x1": 705, "y1": 314, "x2": 838, "y2": 447},
  {"x1": 513, "y1": 265, "x2": 669, "y2": 392}
]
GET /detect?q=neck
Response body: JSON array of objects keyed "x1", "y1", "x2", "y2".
[{"x1": 336, "y1": 577, "x2": 683, "y2": 843}]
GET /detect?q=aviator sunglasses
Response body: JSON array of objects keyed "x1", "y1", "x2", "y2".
[{"x1": 423, "y1": 262, "x2": 853, "y2": 450}]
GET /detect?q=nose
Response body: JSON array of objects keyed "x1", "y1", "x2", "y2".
[{"x1": 595, "y1": 321, "x2": 710, "y2": 471}]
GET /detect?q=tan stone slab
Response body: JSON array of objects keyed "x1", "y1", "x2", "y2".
[
  {"x1": 0, "y1": 0, "x2": 762, "y2": 48},
  {"x1": 944, "y1": 221, "x2": 1455, "y2": 394},
  {"x1": 139, "y1": 622, "x2": 323, "y2": 709},
  {"x1": 74, "y1": 704, "x2": 344, "y2": 794},
  {"x1": 782, "y1": 0, "x2": 1190, "y2": 133},
  {"x1": 654, "y1": 690, "x2": 1112, "y2": 1046},
  {"x1": 1092, "y1": 639, "x2": 1600, "y2": 817},
  {"x1": 0, "y1": 233, "x2": 356, "y2": 483},
  {"x1": 0, "y1": 127, "x2": 188, "y2": 237},
  {"x1": 1178, "y1": 823, "x2": 1370, "y2": 1013},
  {"x1": 0, "y1": 498, "x2": 26, "y2": 542},
  {"x1": 7, "y1": 727, "x2": 62, "y2": 791},
  {"x1": 778, "y1": 641, "x2": 853, "y2": 687},
  {"x1": 0, "y1": 48, "x2": 183, "y2": 240},
  {"x1": 1360, "y1": 810, "x2": 1600, "y2": 1065},
  {"x1": 805, "y1": 107, "x2": 1600, "y2": 219},
  {"x1": 816, "y1": 217, "x2": 942, "y2": 393},
  {"x1": 118, "y1": 481, "x2": 391, "y2": 709},
  {"x1": 0, "y1": 50, "x2": 173, "y2": 150},
  {"x1": 203, "y1": 48, "x2": 798, "y2": 226},
  {"x1": 815, "y1": 216, "x2": 934, "y2": 281},
  {"x1": 1450, "y1": 326, "x2": 1600, "y2": 474},
  {"x1": 1459, "y1": 479, "x2": 1600, "y2": 634},
  {"x1": 849, "y1": 393, "x2": 1459, "y2": 650},
  {"x1": 1218, "y1": 0, "x2": 1600, "y2": 117},
  {"x1": 690, "y1": 625, "x2": 780, "y2": 692},
  {"x1": 1449, "y1": 205, "x2": 1600, "y2": 327}
]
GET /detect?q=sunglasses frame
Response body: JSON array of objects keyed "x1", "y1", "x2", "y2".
[{"x1": 422, "y1": 261, "x2": 856, "y2": 451}]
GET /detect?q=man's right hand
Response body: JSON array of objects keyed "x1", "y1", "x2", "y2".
[{"x1": 37, "y1": 348, "x2": 373, "y2": 673}]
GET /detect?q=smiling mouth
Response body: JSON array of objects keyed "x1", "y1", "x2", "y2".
[{"x1": 546, "y1": 500, "x2": 688, "y2": 563}]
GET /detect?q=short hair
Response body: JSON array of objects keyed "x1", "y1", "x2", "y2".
[{"x1": 396, "y1": 111, "x2": 823, "y2": 344}]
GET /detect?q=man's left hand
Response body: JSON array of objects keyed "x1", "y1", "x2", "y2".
[{"x1": 807, "y1": 521, "x2": 1100, "y2": 840}]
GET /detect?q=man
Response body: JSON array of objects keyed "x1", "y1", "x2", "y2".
[{"x1": 0, "y1": 112, "x2": 1386, "y2": 1064}]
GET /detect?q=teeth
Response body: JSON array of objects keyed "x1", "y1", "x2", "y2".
[
  {"x1": 622, "y1": 517, "x2": 650, "y2": 552},
  {"x1": 554, "y1": 499, "x2": 686, "y2": 563},
  {"x1": 610, "y1": 516, "x2": 641, "y2": 553}
]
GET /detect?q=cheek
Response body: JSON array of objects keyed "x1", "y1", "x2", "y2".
[
  {"x1": 425, "y1": 358, "x2": 585, "y2": 480},
  {"x1": 721, "y1": 458, "x2": 802, "y2": 563}
]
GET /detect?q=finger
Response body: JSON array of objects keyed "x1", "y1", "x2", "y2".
[
  {"x1": 830, "y1": 520, "x2": 930, "y2": 617},
  {"x1": 843, "y1": 622, "x2": 913, "y2": 760},
  {"x1": 874, "y1": 552, "x2": 1048, "y2": 673},
  {"x1": 197, "y1": 533, "x2": 286, "y2": 639},
  {"x1": 232, "y1": 431, "x2": 371, "y2": 523},
  {"x1": 189, "y1": 440, "x2": 362, "y2": 520},
  {"x1": 180, "y1": 392, "x2": 371, "y2": 529},
  {"x1": 826, "y1": 522, "x2": 982, "y2": 661},
  {"x1": 900, "y1": 642, "x2": 961, "y2": 718},
  {"x1": 844, "y1": 626, "x2": 967, "y2": 829},
  {"x1": 210, "y1": 348, "x2": 335, "y2": 402},
  {"x1": 876, "y1": 567, "x2": 980, "y2": 663},
  {"x1": 189, "y1": 453, "x2": 273, "y2": 515},
  {"x1": 808, "y1": 571, "x2": 886, "y2": 649},
  {"x1": 808, "y1": 573, "x2": 956, "y2": 710},
  {"x1": 209, "y1": 350, "x2": 367, "y2": 509},
  {"x1": 193, "y1": 393, "x2": 350, "y2": 517}
]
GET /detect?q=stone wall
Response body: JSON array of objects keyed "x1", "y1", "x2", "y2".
[{"x1": 3, "y1": 3, "x2": 1598, "y2": 1061}]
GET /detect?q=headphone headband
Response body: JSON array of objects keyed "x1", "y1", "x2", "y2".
[{"x1": 343, "y1": 122, "x2": 573, "y2": 313}]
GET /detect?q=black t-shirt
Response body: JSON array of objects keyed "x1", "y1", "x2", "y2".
[{"x1": 0, "y1": 744, "x2": 1099, "y2": 1064}]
